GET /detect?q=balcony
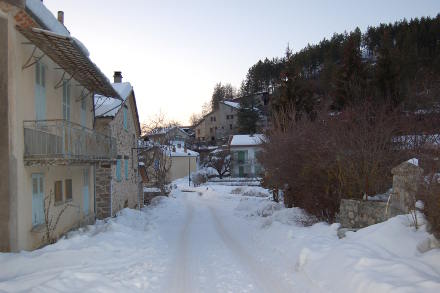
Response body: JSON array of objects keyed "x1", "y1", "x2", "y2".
[{"x1": 24, "y1": 120, "x2": 116, "y2": 166}]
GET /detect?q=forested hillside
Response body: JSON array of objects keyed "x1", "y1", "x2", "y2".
[{"x1": 240, "y1": 15, "x2": 440, "y2": 115}]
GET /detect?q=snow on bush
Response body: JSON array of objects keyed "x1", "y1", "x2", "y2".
[
  {"x1": 230, "y1": 186, "x2": 270, "y2": 197},
  {"x1": 191, "y1": 170, "x2": 209, "y2": 186}
]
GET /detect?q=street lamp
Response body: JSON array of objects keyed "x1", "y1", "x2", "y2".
[{"x1": 188, "y1": 152, "x2": 191, "y2": 187}]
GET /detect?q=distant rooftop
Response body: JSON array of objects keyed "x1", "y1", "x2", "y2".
[{"x1": 230, "y1": 134, "x2": 265, "y2": 146}]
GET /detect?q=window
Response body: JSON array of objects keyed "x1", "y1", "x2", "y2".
[
  {"x1": 116, "y1": 159, "x2": 122, "y2": 181},
  {"x1": 125, "y1": 158, "x2": 129, "y2": 180},
  {"x1": 54, "y1": 180, "x2": 63, "y2": 203},
  {"x1": 230, "y1": 115, "x2": 234, "y2": 119},
  {"x1": 123, "y1": 106, "x2": 128, "y2": 130},
  {"x1": 210, "y1": 128, "x2": 213, "y2": 134},
  {"x1": 197, "y1": 129, "x2": 200, "y2": 135},
  {"x1": 230, "y1": 124, "x2": 233, "y2": 130},
  {"x1": 226, "y1": 115, "x2": 229, "y2": 120},
  {"x1": 62, "y1": 81, "x2": 71, "y2": 121},
  {"x1": 65, "y1": 179, "x2": 72, "y2": 201}
]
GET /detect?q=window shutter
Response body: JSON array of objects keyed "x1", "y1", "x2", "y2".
[{"x1": 116, "y1": 159, "x2": 121, "y2": 181}]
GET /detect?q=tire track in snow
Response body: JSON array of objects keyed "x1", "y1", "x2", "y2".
[
  {"x1": 165, "y1": 199, "x2": 195, "y2": 293},
  {"x1": 208, "y1": 206, "x2": 293, "y2": 293}
]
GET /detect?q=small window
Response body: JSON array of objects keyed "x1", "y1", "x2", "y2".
[
  {"x1": 197, "y1": 129, "x2": 200, "y2": 135},
  {"x1": 116, "y1": 159, "x2": 122, "y2": 181},
  {"x1": 230, "y1": 115, "x2": 234, "y2": 119},
  {"x1": 65, "y1": 179, "x2": 72, "y2": 201},
  {"x1": 54, "y1": 181, "x2": 63, "y2": 203},
  {"x1": 210, "y1": 128, "x2": 213, "y2": 134},
  {"x1": 125, "y1": 158, "x2": 129, "y2": 180},
  {"x1": 230, "y1": 124, "x2": 233, "y2": 130}
]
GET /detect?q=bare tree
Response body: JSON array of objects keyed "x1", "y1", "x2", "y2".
[
  {"x1": 42, "y1": 190, "x2": 72, "y2": 245},
  {"x1": 206, "y1": 149, "x2": 231, "y2": 179},
  {"x1": 141, "y1": 111, "x2": 181, "y2": 138}
]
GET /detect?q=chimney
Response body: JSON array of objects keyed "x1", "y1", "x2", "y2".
[
  {"x1": 113, "y1": 71, "x2": 122, "y2": 83},
  {"x1": 57, "y1": 11, "x2": 64, "y2": 24}
]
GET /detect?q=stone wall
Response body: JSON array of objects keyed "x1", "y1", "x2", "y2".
[
  {"x1": 337, "y1": 199, "x2": 401, "y2": 229},
  {"x1": 95, "y1": 163, "x2": 112, "y2": 219},
  {"x1": 337, "y1": 159, "x2": 424, "y2": 229}
]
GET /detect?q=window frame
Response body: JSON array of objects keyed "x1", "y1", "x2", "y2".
[
  {"x1": 65, "y1": 179, "x2": 73, "y2": 201},
  {"x1": 54, "y1": 180, "x2": 63, "y2": 204}
]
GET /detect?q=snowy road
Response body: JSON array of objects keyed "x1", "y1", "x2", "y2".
[
  {"x1": 163, "y1": 191, "x2": 297, "y2": 293},
  {"x1": 1, "y1": 180, "x2": 440, "y2": 292}
]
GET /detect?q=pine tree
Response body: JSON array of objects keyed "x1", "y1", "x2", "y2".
[{"x1": 237, "y1": 94, "x2": 260, "y2": 134}]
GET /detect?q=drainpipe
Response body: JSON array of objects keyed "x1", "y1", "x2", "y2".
[{"x1": 93, "y1": 164, "x2": 96, "y2": 219}]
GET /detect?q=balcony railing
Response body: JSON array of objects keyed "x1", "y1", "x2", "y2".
[{"x1": 24, "y1": 119, "x2": 116, "y2": 164}]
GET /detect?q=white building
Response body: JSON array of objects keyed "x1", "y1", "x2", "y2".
[{"x1": 229, "y1": 134, "x2": 265, "y2": 177}]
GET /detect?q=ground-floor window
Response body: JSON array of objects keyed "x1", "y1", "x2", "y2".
[
  {"x1": 65, "y1": 179, "x2": 72, "y2": 201},
  {"x1": 54, "y1": 180, "x2": 63, "y2": 204}
]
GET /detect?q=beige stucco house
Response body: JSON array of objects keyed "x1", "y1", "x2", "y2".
[
  {"x1": 195, "y1": 101, "x2": 239, "y2": 144},
  {"x1": 0, "y1": 0, "x2": 120, "y2": 252},
  {"x1": 94, "y1": 72, "x2": 142, "y2": 219},
  {"x1": 168, "y1": 146, "x2": 199, "y2": 182}
]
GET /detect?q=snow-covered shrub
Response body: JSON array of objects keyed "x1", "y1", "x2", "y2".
[
  {"x1": 191, "y1": 170, "x2": 208, "y2": 186},
  {"x1": 230, "y1": 187, "x2": 243, "y2": 194}
]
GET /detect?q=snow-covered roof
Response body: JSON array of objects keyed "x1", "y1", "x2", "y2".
[
  {"x1": 230, "y1": 134, "x2": 265, "y2": 146},
  {"x1": 166, "y1": 146, "x2": 199, "y2": 157},
  {"x1": 94, "y1": 82, "x2": 133, "y2": 117},
  {"x1": 223, "y1": 101, "x2": 240, "y2": 109},
  {"x1": 25, "y1": 0, "x2": 89, "y2": 57}
]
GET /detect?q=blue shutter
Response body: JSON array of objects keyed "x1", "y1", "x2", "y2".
[
  {"x1": 123, "y1": 107, "x2": 128, "y2": 130},
  {"x1": 125, "y1": 159, "x2": 129, "y2": 179},
  {"x1": 32, "y1": 174, "x2": 44, "y2": 226},
  {"x1": 83, "y1": 169, "x2": 89, "y2": 215},
  {"x1": 35, "y1": 62, "x2": 46, "y2": 120},
  {"x1": 116, "y1": 159, "x2": 121, "y2": 181}
]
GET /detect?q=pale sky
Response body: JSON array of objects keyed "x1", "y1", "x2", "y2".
[{"x1": 43, "y1": 0, "x2": 440, "y2": 125}]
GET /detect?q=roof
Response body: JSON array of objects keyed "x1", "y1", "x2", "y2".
[
  {"x1": 18, "y1": 1, "x2": 120, "y2": 99},
  {"x1": 223, "y1": 101, "x2": 240, "y2": 109},
  {"x1": 94, "y1": 82, "x2": 133, "y2": 117},
  {"x1": 165, "y1": 146, "x2": 199, "y2": 157},
  {"x1": 230, "y1": 134, "x2": 265, "y2": 146}
]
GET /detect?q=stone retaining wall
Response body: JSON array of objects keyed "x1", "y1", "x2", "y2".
[
  {"x1": 337, "y1": 199, "x2": 401, "y2": 229},
  {"x1": 337, "y1": 159, "x2": 424, "y2": 229}
]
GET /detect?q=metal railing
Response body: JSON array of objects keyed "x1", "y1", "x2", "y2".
[{"x1": 24, "y1": 119, "x2": 116, "y2": 162}]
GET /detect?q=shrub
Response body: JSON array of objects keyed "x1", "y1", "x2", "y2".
[
  {"x1": 419, "y1": 175, "x2": 440, "y2": 239},
  {"x1": 259, "y1": 102, "x2": 408, "y2": 222},
  {"x1": 191, "y1": 170, "x2": 208, "y2": 186}
]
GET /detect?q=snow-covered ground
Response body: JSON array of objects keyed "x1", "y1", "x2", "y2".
[{"x1": 1, "y1": 179, "x2": 440, "y2": 292}]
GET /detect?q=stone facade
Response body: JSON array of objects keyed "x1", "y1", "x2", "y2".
[
  {"x1": 95, "y1": 89, "x2": 142, "y2": 219},
  {"x1": 95, "y1": 163, "x2": 112, "y2": 219},
  {"x1": 195, "y1": 101, "x2": 239, "y2": 143}
]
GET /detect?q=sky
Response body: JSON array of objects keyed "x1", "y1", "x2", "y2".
[{"x1": 43, "y1": 0, "x2": 440, "y2": 125}]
